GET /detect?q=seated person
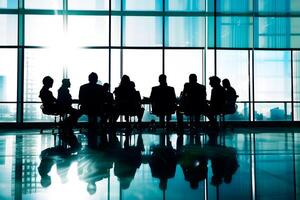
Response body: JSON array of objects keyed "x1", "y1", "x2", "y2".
[
  {"x1": 179, "y1": 74, "x2": 209, "y2": 128},
  {"x1": 79, "y1": 72, "x2": 105, "y2": 148},
  {"x1": 114, "y1": 75, "x2": 141, "y2": 123},
  {"x1": 102, "y1": 83, "x2": 115, "y2": 124},
  {"x1": 129, "y1": 81, "x2": 144, "y2": 124},
  {"x1": 39, "y1": 76, "x2": 81, "y2": 150},
  {"x1": 150, "y1": 74, "x2": 177, "y2": 128},
  {"x1": 222, "y1": 78, "x2": 238, "y2": 114},
  {"x1": 39, "y1": 76, "x2": 61, "y2": 115}
]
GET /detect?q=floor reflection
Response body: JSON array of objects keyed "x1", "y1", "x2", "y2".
[{"x1": 0, "y1": 128, "x2": 299, "y2": 200}]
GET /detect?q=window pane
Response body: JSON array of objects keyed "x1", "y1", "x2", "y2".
[
  {"x1": 124, "y1": 17, "x2": 162, "y2": 46},
  {"x1": 112, "y1": 0, "x2": 120, "y2": 10},
  {"x1": 68, "y1": 16, "x2": 108, "y2": 47},
  {"x1": 25, "y1": 15, "x2": 64, "y2": 46},
  {"x1": 112, "y1": 16, "x2": 120, "y2": 46},
  {"x1": 225, "y1": 102, "x2": 250, "y2": 121},
  {"x1": 165, "y1": 17, "x2": 205, "y2": 47},
  {"x1": 24, "y1": 103, "x2": 55, "y2": 122},
  {"x1": 255, "y1": 103, "x2": 291, "y2": 121},
  {"x1": 257, "y1": 0, "x2": 291, "y2": 13},
  {"x1": 217, "y1": 0, "x2": 252, "y2": 13},
  {"x1": 0, "y1": 0, "x2": 18, "y2": 9},
  {"x1": 217, "y1": 50, "x2": 249, "y2": 101},
  {"x1": 0, "y1": 49, "x2": 17, "y2": 101},
  {"x1": 166, "y1": 0, "x2": 205, "y2": 11},
  {"x1": 68, "y1": 0, "x2": 109, "y2": 10},
  {"x1": 293, "y1": 51, "x2": 300, "y2": 120},
  {"x1": 217, "y1": 17, "x2": 253, "y2": 48},
  {"x1": 291, "y1": 18, "x2": 300, "y2": 48},
  {"x1": 123, "y1": 50, "x2": 162, "y2": 98},
  {"x1": 25, "y1": 0, "x2": 63, "y2": 9},
  {"x1": 0, "y1": 15, "x2": 18, "y2": 45},
  {"x1": 111, "y1": 49, "x2": 121, "y2": 94},
  {"x1": 66, "y1": 49, "x2": 109, "y2": 98},
  {"x1": 124, "y1": 0, "x2": 162, "y2": 11},
  {"x1": 0, "y1": 103, "x2": 16, "y2": 122},
  {"x1": 165, "y1": 50, "x2": 202, "y2": 96},
  {"x1": 254, "y1": 51, "x2": 291, "y2": 101},
  {"x1": 255, "y1": 17, "x2": 293, "y2": 48}
]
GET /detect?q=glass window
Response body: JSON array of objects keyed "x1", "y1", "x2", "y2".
[
  {"x1": 166, "y1": 0, "x2": 205, "y2": 11},
  {"x1": 293, "y1": 51, "x2": 300, "y2": 120},
  {"x1": 291, "y1": 18, "x2": 300, "y2": 48},
  {"x1": 112, "y1": 0, "x2": 120, "y2": 10},
  {"x1": 0, "y1": 0, "x2": 18, "y2": 9},
  {"x1": 0, "y1": 15, "x2": 18, "y2": 45},
  {"x1": 165, "y1": 17, "x2": 205, "y2": 47},
  {"x1": 124, "y1": 0, "x2": 162, "y2": 11},
  {"x1": 68, "y1": 16, "x2": 109, "y2": 47},
  {"x1": 122, "y1": 50, "x2": 162, "y2": 98},
  {"x1": 124, "y1": 16, "x2": 162, "y2": 47},
  {"x1": 217, "y1": 50, "x2": 249, "y2": 101},
  {"x1": 66, "y1": 49, "x2": 109, "y2": 98},
  {"x1": 111, "y1": 16, "x2": 120, "y2": 46},
  {"x1": 217, "y1": 17, "x2": 253, "y2": 48},
  {"x1": 25, "y1": 0, "x2": 63, "y2": 9},
  {"x1": 257, "y1": 0, "x2": 291, "y2": 13},
  {"x1": 255, "y1": 17, "x2": 292, "y2": 48},
  {"x1": 255, "y1": 103, "x2": 291, "y2": 121},
  {"x1": 165, "y1": 50, "x2": 203, "y2": 96},
  {"x1": 68, "y1": 0, "x2": 109, "y2": 10},
  {"x1": 0, "y1": 103, "x2": 16, "y2": 122},
  {"x1": 111, "y1": 49, "x2": 121, "y2": 93},
  {"x1": 0, "y1": 49, "x2": 17, "y2": 101},
  {"x1": 217, "y1": 0, "x2": 252, "y2": 13},
  {"x1": 25, "y1": 15, "x2": 64, "y2": 46},
  {"x1": 254, "y1": 51, "x2": 291, "y2": 101}
]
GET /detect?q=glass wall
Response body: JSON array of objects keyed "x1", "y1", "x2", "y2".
[{"x1": 0, "y1": 0, "x2": 300, "y2": 123}]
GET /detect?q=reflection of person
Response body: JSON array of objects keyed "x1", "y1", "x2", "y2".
[
  {"x1": 114, "y1": 134, "x2": 143, "y2": 190},
  {"x1": 38, "y1": 146, "x2": 76, "y2": 188},
  {"x1": 149, "y1": 132, "x2": 177, "y2": 191},
  {"x1": 77, "y1": 151, "x2": 113, "y2": 195},
  {"x1": 178, "y1": 134, "x2": 208, "y2": 189},
  {"x1": 79, "y1": 72, "x2": 104, "y2": 148},
  {"x1": 150, "y1": 74, "x2": 177, "y2": 128}
]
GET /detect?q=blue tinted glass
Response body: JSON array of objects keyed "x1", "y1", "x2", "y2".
[
  {"x1": 255, "y1": 103, "x2": 292, "y2": 121},
  {"x1": 124, "y1": 0, "x2": 162, "y2": 11},
  {"x1": 124, "y1": 17, "x2": 162, "y2": 46},
  {"x1": 68, "y1": 0, "x2": 109, "y2": 10},
  {"x1": 0, "y1": 0, "x2": 18, "y2": 8},
  {"x1": 257, "y1": 0, "x2": 290, "y2": 13},
  {"x1": 165, "y1": 17, "x2": 205, "y2": 47},
  {"x1": 25, "y1": 0, "x2": 63, "y2": 9},
  {"x1": 254, "y1": 51, "x2": 291, "y2": 101},
  {"x1": 216, "y1": 17, "x2": 253, "y2": 48},
  {"x1": 217, "y1": 0, "x2": 252, "y2": 13},
  {"x1": 166, "y1": 0, "x2": 205, "y2": 11}
]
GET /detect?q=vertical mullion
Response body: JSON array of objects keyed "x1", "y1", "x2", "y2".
[
  {"x1": 17, "y1": 0, "x2": 25, "y2": 124},
  {"x1": 214, "y1": 0, "x2": 217, "y2": 75},
  {"x1": 291, "y1": 50, "x2": 294, "y2": 121},
  {"x1": 162, "y1": 0, "x2": 165, "y2": 75},
  {"x1": 120, "y1": 0, "x2": 124, "y2": 79},
  {"x1": 109, "y1": 0, "x2": 112, "y2": 89}
]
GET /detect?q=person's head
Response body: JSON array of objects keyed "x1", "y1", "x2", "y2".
[
  {"x1": 222, "y1": 78, "x2": 231, "y2": 88},
  {"x1": 88, "y1": 72, "x2": 98, "y2": 84},
  {"x1": 190, "y1": 180, "x2": 199, "y2": 190},
  {"x1": 209, "y1": 76, "x2": 221, "y2": 88},
  {"x1": 62, "y1": 78, "x2": 70, "y2": 88},
  {"x1": 103, "y1": 83, "x2": 110, "y2": 92},
  {"x1": 87, "y1": 182, "x2": 97, "y2": 195},
  {"x1": 40, "y1": 175, "x2": 51, "y2": 188},
  {"x1": 159, "y1": 74, "x2": 167, "y2": 86},
  {"x1": 120, "y1": 75, "x2": 130, "y2": 86},
  {"x1": 189, "y1": 74, "x2": 197, "y2": 84},
  {"x1": 42, "y1": 76, "x2": 54, "y2": 88},
  {"x1": 129, "y1": 81, "x2": 135, "y2": 89}
]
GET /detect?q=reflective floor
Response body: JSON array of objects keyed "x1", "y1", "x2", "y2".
[{"x1": 0, "y1": 128, "x2": 299, "y2": 200}]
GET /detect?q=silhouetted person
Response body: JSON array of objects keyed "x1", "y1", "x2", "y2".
[
  {"x1": 178, "y1": 74, "x2": 210, "y2": 130},
  {"x1": 114, "y1": 135, "x2": 142, "y2": 190},
  {"x1": 102, "y1": 83, "x2": 115, "y2": 125},
  {"x1": 150, "y1": 74, "x2": 177, "y2": 129},
  {"x1": 149, "y1": 132, "x2": 177, "y2": 191},
  {"x1": 79, "y1": 72, "x2": 104, "y2": 148},
  {"x1": 222, "y1": 78, "x2": 238, "y2": 114},
  {"x1": 78, "y1": 151, "x2": 113, "y2": 195},
  {"x1": 39, "y1": 76, "x2": 60, "y2": 114},
  {"x1": 129, "y1": 81, "x2": 145, "y2": 124},
  {"x1": 39, "y1": 76, "x2": 81, "y2": 150},
  {"x1": 209, "y1": 76, "x2": 226, "y2": 115}
]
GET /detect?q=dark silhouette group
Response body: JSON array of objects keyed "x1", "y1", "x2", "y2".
[{"x1": 39, "y1": 73, "x2": 238, "y2": 150}]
